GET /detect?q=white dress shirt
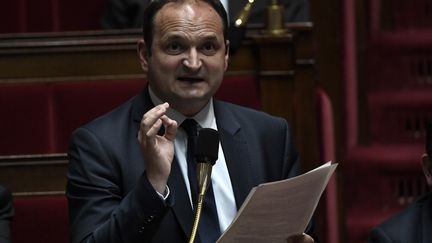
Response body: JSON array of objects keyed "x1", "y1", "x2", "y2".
[
  {"x1": 220, "y1": 0, "x2": 229, "y2": 16},
  {"x1": 148, "y1": 87, "x2": 237, "y2": 232}
]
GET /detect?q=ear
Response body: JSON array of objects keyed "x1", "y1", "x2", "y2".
[
  {"x1": 224, "y1": 40, "x2": 230, "y2": 72},
  {"x1": 137, "y1": 38, "x2": 149, "y2": 74},
  {"x1": 421, "y1": 154, "x2": 432, "y2": 186}
]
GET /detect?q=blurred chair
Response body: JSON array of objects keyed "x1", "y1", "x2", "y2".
[{"x1": 315, "y1": 88, "x2": 340, "y2": 243}]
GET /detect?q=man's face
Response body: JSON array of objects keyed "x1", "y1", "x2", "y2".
[{"x1": 144, "y1": 1, "x2": 229, "y2": 116}]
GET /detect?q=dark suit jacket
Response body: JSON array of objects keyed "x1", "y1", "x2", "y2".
[
  {"x1": 100, "y1": 0, "x2": 309, "y2": 29},
  {"x1": 0, "y1": 185, "x2": 13, "y2": 243},
  {"x1": 67, "y1": 87, "x2": 312, "y2": 243},
  {"x1": 368, "y1": 193, "x2": 432, "y2": 243}
]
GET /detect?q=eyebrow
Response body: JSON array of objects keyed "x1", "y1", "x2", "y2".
[
  {"x1": 161, "y1": 33, "x2": 220, "y2": 43},
  {"x1": 201, "y1": 35, "x2": 219, "y2": 42},
  {"x1": 161, "y1": 34, "x2": 183, "y2": 42}
]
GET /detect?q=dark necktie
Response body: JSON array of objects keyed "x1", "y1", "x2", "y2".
[{"x1": 181, "y1": 119, "x2": 221, "y2": 243}]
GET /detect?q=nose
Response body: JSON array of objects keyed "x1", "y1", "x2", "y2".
[{"x1": 182, "y1": 48, "x2": 202, "y2": 72}]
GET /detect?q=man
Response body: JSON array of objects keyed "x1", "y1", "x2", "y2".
[
  {"x1": 0, "y1": 185, "x2": 13, "y2": 243},
  {"x1": 368, "y1": 123, "x2": 432, "y2": 243},
  {"x1": 67, "y1": 0, "x2": 316, "y2": 242},
  {"x1": 100, "y1": 0, "x2": 309, "y2": 29}
]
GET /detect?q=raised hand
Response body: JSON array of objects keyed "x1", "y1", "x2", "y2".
[{"x1": 138, "y1": 102, "x2": 177, "y2": 194}]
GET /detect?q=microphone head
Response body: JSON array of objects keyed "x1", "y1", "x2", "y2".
[{"x1": 195, "y1": 128, "x2": 219, "y2": 165}]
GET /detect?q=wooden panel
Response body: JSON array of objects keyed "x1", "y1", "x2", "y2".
[
  {"x1": 0, "y1": 154, "x2": 68, "y2": 195},
  {"x1": 0, "y1": 30, "x2": 143, "y2": 82},
  {"x1": 253, "y1": 31, "x2": 319, "y2": 172}
]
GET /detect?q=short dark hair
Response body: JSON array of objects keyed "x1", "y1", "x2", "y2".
[
  {"x1": 142, "y1": 0, "x2": 229, "y2": 55},
  {"x1": 427, "y1": 122, "x2": 432, "y2": 156}
]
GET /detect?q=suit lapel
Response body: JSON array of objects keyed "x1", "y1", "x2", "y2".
[
  {"x1": 168, "y1": 158, "x2": 195, "y2": 238},
  {"x1": 421, "y1": 194, "x2": 432, "y2": 243},
  {"x1": 214, "y1": 101, "x2": 254, "y2": 209}
]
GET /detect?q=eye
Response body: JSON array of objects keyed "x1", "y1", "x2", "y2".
[
  {"x1": 165, "y1": 42, "x2": 183, "y2": 55},
  {"x1": 200, "y1": 42, "x2": 217, "y2": 55}
]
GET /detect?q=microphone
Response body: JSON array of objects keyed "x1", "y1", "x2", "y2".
[
  {"x1": 195, "y1": 128, "x2": 219, "y2": 192},
  {"x1": 188, "y1": 128, "x2": 219, "y2": 243}
]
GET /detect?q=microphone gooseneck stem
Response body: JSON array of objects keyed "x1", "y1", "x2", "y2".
[
  {"x1": 188, "y1": 163, "x2": 213, "y2": 243},
  {"x1": 188, "y1": 193, "x2": 205, "y2": 243}
]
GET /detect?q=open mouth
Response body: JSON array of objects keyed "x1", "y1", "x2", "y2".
[{"x1": 177, "y1": 77, "x2": 205, "y2": 82}]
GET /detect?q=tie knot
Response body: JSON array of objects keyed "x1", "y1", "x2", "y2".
[{"x1": 181, "y1": 119, "x2": 198, "y2": 137}]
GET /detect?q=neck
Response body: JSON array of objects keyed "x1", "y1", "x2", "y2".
[{"x1": 172, "y1": 101, "x2": 208, "y2": 117}]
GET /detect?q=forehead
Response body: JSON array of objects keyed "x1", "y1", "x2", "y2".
[{"x1": 154, "y1": 2, "x2": 224, "y2": 38}]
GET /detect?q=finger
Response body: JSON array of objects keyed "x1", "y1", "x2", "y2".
[
  {"x1": 161, "y1": 115, "x2": 177, "y2": 141},
  {"x1": 138, "y1": 119, "x2": 163, "y2": 149},
  {"x1": 145, "y1": 118, "x2": 163, "y2": 138},
  {"x1": 142, "y1": 103, "x2": 169, "y2": 126},
  {"x1": 286, "y1": 233, "x2": 314, "y2": 243},
  {"x1": 141, "y1": 103, "x2": 169, "y2": 135},
  {"x1": 301, "y1": 233, "x2": 314, "y2": 242}
]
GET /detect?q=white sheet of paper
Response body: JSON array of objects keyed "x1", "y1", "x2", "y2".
[{"x1": 217, "y1": 161, "x2": 338, "y2": 243}]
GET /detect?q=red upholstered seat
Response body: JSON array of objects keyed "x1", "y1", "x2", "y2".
[
  {"x1": 58, "y1": 0, "x2": 105, "y2": 31},
  {"x1": 0, "y1": 1, "x2": 22, "y2": 33},
  {"x1": 11, "y1": 195, "x2": 68, "y2": 243},
  {"x1": 315, "y1": 88, "x2": 340, "y2": 243},
  {"x1": 216, "y1": 75, "x2": 261, "y2": 110},
  {"x1": 0, "y1": 83, "x2": 55, "y2": 155},
  {"x1": 0, "y1": 0, "x2": 105, "y2": 33},
  {"x1": 52, "y1": 79, "x2": 145, "y2": 152}
]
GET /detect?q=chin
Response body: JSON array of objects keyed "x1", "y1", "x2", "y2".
[
  {"x1": 176, "y1": 87, "x2": 208, "y2": 97},
  {"x1": 177, "y1": 91, "x2": 211, "y2": 103}
]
